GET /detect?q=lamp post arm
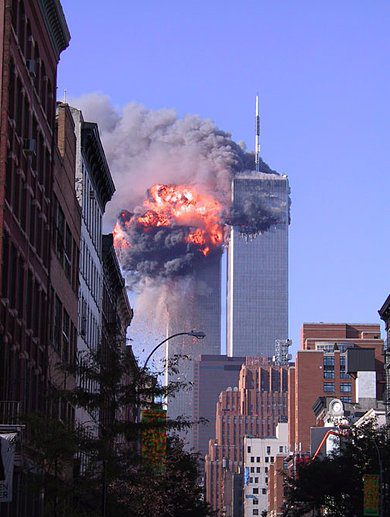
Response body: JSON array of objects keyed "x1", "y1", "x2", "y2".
[{"x1": 142, "y1": 332, "x2": 196, "y2": 373}]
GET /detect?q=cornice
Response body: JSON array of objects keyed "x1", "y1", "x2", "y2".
[
  {"x1": 379, "y1": 294, "x2": 390, "y2": 323},
  {"x1": 38, "y1": 0, "x2": 71, "y2": 59},
  {"x1": 82, "y1": 122, "x2": 115, "y2": 210}
]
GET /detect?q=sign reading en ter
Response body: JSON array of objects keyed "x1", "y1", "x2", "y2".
[
  {"x1": 363, "y1": 474, "x2": 379, "y2": 516},
  {"x1": 141, "y1": 409, "x2": 167, "y2": 468}
]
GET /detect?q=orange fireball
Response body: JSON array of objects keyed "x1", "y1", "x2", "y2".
[{"x1": 115, "y1": 184, "x2": 224, "y2": 257}]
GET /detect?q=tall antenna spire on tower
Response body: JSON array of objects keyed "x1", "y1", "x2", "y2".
[{"x1": 255, "y1": 94, "x2": 260, "y2": 172}]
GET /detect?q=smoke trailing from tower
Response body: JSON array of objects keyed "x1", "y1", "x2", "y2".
[{"x1": 71, "y1": 94, "x2": 288, "y2": 285}]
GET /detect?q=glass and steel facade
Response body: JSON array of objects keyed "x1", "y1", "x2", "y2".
[{"x1": 227, "y1": 172, "x2": 289, "y2": 358}]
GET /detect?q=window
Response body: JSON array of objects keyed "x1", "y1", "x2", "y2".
[
  {"x1": 265, "y1": 457, "x2": 269, "y2": 463},
  {"x1": 340, "y1": 355, "x2": 350, "y2": 379},
  {"x1": 254, "y1": 477, "x2": 258, "y2": 483},
  {"x1": 256, "y1": 456, "x2": 260, "y2": 462},
  {"x1": 253, "y1": 488, "x2": 258, "y2": 494},
  {"x1": 271, "y1": 456, "x2": 274, "y2": 463},
  {"x1": 247, "y1": 446, "x2": 251, "y2": 453},
  {"x1": 250, "y1": 467, "x2": 255, "y2": 473},
  {"x1": 256, "y1": 467, "x2": 261, "y2": 473},
  {"x1": 340, "y1": 396, "x2": 352, "y2": 403},
  {"x1": 279, "y1": 446, "x2": 284, "y2": 453},
  {"x1": 340, "y1": 383, "x2": 352, "y2": 393},
  {"x1": 253, "y1": 499, "x2": 258, "y2": 505},
  {"x1": 324, "y1": 382, "x2": 335, "y2": 393},
  {"x1": 323, "y1": 355, "x2": 335, "y2": 379},
  {"x1": 266, "y1": 446, "x2": 271, "y2": 454},
  {"x1": 324, "y1": 370, "x2": 335, "y2": 379},
  {"x1": 262, "y1": 488, "x2": 267, "y2": 495},
  {"x1": 265, "y1": 467, "x2": 268, "y2": 473},
  {"x1": 250, "y1": 456, "x2": 254, "y2": 463}
]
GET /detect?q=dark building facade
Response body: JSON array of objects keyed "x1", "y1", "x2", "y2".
[
  {"x1": 101, "y1": 233, "x2": 136, "y2": 431},
  {"x1": 379, "y1": 295, "x2": 390, "y2": 425},
  {"x1": 165, "y1": 256, "x2": 222, "y2": 449},
  {"x1": 193, "y1": 354, "x2": 245, "y2": 458}
]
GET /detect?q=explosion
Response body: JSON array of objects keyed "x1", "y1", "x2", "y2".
[{"x1": 114, "y1": 184, "x2": 225, "y2": 280}]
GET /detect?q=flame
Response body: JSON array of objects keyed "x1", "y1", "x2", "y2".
[{"x1": 115, "y1": 184, "x2": 224, "y2": 257}]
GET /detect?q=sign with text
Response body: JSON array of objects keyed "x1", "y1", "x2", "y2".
[
  {"x1": 363, "y1": 474, "x2": 379, "y2": 516},
  {"x1": 141, "y1": 409, "x2": 167, "y2": 468}
]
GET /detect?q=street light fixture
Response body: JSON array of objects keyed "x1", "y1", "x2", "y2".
[{"x1": 142, "y1": 330, "x2": 206, "y2": 372}]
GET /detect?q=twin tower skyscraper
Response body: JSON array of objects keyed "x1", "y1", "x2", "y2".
[{"x1": 166, "y1": 99, "x2": 290, "y2": 446}]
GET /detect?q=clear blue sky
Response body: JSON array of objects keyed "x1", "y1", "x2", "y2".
[{"x1": 58, "y1": 0, "x2": 390, "y2": 353}]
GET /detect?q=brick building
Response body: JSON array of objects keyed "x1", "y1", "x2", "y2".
[
  {"x1": 267, "y1": 455, "x2": 287, "y2": 517},
  {"x1": 0, "y1": 0, "x2": 70, "y2": 415},
  {"x1": 48, "y1": 102, "x2": 81, "y2": 424},
  {"x1": 205, "y1": 358, "x2": 288, "y2": 516},
  {"x1": 288, "y1": 323, "x2": 385, "y2": 453}
]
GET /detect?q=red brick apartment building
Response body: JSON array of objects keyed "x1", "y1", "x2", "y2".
[
  {"x1": 288, "y1": 323, "x2": 384, "y2": 453},
  {"x1": 266, "y1": 323, "x2": 385, "y2": 516},
  {"x1": 0, "y1": 0, "x2": 70, "y2": 415},
  {"x1": 205, "y1": 358, "x2": 288, "y2": 516}
]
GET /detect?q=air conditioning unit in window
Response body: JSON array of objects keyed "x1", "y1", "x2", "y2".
[
  {"x1": 26, "y1": 59, "x2": 36, "y2": 77},
  {"x1": 23, "y1": 138, "x2": 37, "y2": 155}
]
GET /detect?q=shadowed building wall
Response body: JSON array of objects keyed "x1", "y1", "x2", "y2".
[{"x1": 165, "y1": 255, "x2": 222, "y2": 449}]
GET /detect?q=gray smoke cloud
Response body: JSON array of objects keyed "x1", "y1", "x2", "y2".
[{"x1": 71, "y1": 94, "x2": 287, "y2": 283}]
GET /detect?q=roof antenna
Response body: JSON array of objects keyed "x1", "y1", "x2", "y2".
[
  {"x1": 255, "y1": 94, "x2": 260, "y2": 172},
  {"x1": 63, "y1": 89, "x2": 67, "y2": 103}
]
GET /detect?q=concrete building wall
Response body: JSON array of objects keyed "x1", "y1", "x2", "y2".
[{"x1": 243, "y1": 424, "x2": 288, "y2": 517}]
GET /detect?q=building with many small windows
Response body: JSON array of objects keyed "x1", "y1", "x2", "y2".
[
  {"x1": 227, "y1": 172, "x2": 290, "y2": 359},
  {"x1": 0, "y1": 1, "x2": 70, "y2": 514},
  {"x1": 205, "y1": 358, "x2": 288, "y2": 516},
  {"x1": 243, "y1": 423, "x2": 288, "y2": 517},
  {"x1": 48, "y1": 102, "x2": 81, "y2": 425},
  {"x1": 70, "y1": 107, "x2": 115, "y2": 433},
  {"x1": 288, "y1": 323, "x2": 385, "y2": 453}
]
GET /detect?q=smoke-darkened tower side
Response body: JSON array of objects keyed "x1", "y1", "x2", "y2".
[
  {"x1": 227, "y1": 172, "x2": 289, "y2": 358},
  {"x1": 165, "y1": 255, "x2": 221, "y2": 447}
]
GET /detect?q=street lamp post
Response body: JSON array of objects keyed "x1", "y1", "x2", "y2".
[{"x1": 142, "y1": 330, "x2": 206, "y2": 372}]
